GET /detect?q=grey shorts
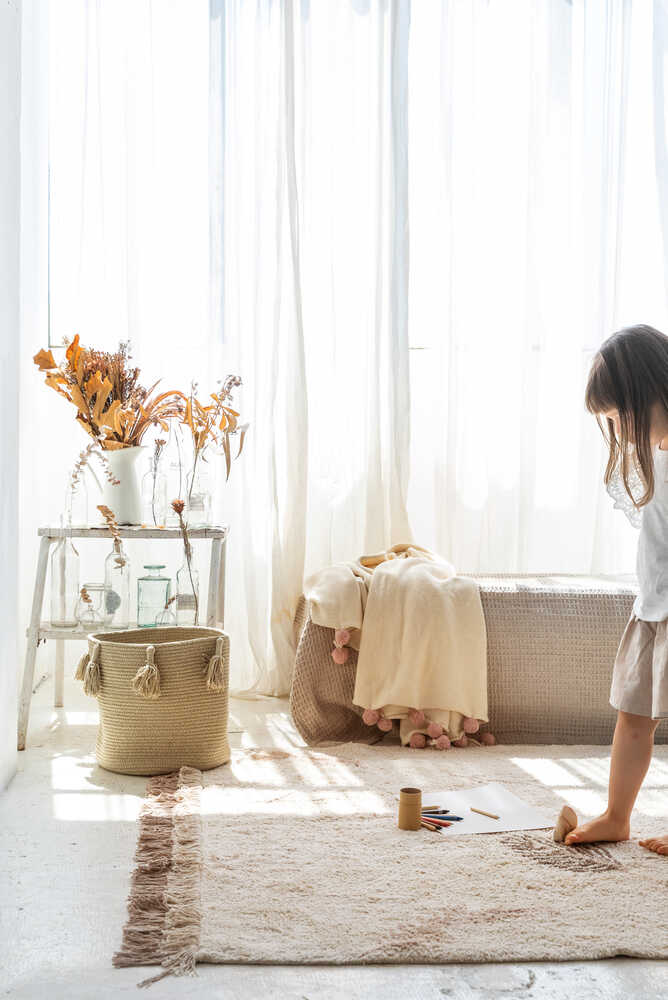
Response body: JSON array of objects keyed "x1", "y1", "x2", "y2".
[{"x1": 609, "y1": 614, "x2": 668, "y2": 719}]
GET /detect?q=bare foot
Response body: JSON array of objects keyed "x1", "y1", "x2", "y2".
[
  {"x1": 564, "y1": 812, "x2": 630, "y2": 846},
  {"x1": 639, "y1": 833, "x2": 668, "y2": 856}
]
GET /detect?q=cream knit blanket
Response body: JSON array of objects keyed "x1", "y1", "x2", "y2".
[{"x1": 304, "y1": 544, "x2": 488, "y2": 742}]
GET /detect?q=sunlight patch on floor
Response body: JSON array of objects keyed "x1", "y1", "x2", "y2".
[
  {"x1": 52, "y1": 793, "x2": 142, "y2": 822},
  {"x1": 509, "y1": 758, "x2": 586, "y2": 787},
  {"x1": 63, "y1": 711, "x2": 99, "y2": 726},
  {"x1": 51, "y1": 755, "x2": 98, "y2": 791},
  {"x1": 200, "y1": 785, "x2": 386, "y2": 817}
]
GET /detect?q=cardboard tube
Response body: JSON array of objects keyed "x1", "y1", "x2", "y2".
[{"x1": 398, "y1": 787, "x2": 422, "y2": 830}]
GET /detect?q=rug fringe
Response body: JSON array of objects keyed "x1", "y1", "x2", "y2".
[{"x1": 113, "y1": 767, "x2": 203, "y2": 987}]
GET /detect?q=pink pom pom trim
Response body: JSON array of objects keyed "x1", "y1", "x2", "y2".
[
  {"x1": 427, "y1": 722, "x2": 443, "y2": 739},
  {"x1": 480, "y1": 731, "x2": 496, "y2": 746},
  {"x1": 334, "y1": 628, "x2": 351, "y2": 646},
  {"x1": 463, "y1": 716, "x2": 480, "y2": 734},
  {"x1": 409, "y1": 732, "x2": 426, "y2": 749},
  {"x1": 408, "y1": 708, "x2": 426, "y2": 727},
  {"x1": 377, "y1": 717, "x2": 393, "y2": 732},
  {"x1": 331, "y1": 646, "x2": 350, "y2": 664},
  {"x1": 434, "y1": 734, "x2": 451, "y2": 751},
  {"x1": 452, "y1": 734, "x2": 468, "y2": 748},
  {"x1": 362, "y1": 709, "x2": 380, "y2": 726}
]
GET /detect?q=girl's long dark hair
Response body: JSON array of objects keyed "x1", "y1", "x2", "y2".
[{"x1": 585, "y1": 324, "x2": 668, "y2": 508}]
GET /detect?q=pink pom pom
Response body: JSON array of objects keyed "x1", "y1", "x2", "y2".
[
  {"x1": 463, "y1": 716, "x2": 480, "y2": 734},
  {"x1": 331, "y1": 646, "x2": 349, "y2": 664},
  {"x1": 434, "y1": 734, "x2": 451, "y2": 751},
  {"x1": 409, "y1": 732, "x2": 427, "y2": 749},
  {"x1": 408, "y1": 708, "x2": 426, "y2": 727},
  {"x1": 427, "y1": 722, "x2": 443, "y2": 739},
  {"x1": 362, "y1": 709, "x2": 380, "y2": 726},
  {"x1": 334, "y1": 628, "x2": 351, "y2": 646},
  {"x1": 452, "y1": 734, "x2": 468, "y2": 748},
  {"x1": 377, "y1": 717, "x2": 393, "y2": 732},
  {"x1": 480, "y1": 731, "x2": 496, "y2": 746}
]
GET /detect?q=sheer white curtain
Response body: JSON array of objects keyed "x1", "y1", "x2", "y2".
[
  {"x1": 23, "y1": 0, "x2": 668, "y2": 698},
  {"x1": 209, "y1": 0, "x2": 413, "y2": 694},
  {"x1": 406, "y1": 0, "x2": 662, "y2": 575}
]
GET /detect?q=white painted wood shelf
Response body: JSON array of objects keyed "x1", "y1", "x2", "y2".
[
  {"x1": 35, "y1": 622, "x2": 165, "y2": 640},
  {"x1": 18, "y1": 524, "x2": 229, "y2": 751},
  {"x1": 38, "y1": 525, "x2": 228, "y2": 539}
]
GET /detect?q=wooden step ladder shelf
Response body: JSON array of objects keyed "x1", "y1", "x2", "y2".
[{"x1": 17, "y1": 524, "x2": 229, "y2": 750}]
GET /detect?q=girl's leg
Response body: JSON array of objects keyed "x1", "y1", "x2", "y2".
[{"x1": 565, "y1": 709, "x2": 659, "y2": 845}]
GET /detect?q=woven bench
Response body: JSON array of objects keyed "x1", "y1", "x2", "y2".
[{"x1": 290, "y1": 574, "x2": 667, "y2": 746}]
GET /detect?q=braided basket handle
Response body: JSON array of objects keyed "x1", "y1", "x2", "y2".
[
  {"x1": 74, "y1": 639, "x2": 102, "y2": 697},
  {"x1": 132, "y1": 644, "x2": 161, "y2": 700},
  {"x1": 205, "y1": 635, "x2": 229, "y2": 692}
]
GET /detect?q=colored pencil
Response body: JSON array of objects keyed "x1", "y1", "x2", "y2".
[
  {"x1": 420, "y1": 815, "x2": 452, "y2": 828},
  {"x1": 421, "y1": 805, "x2": 441, "y2": 812},
  {"x1": 470, "y1": 806, "x2": 500, "y2": 820},
  {"x1": 422, "y1": 813, "x2": 463, "y2": 821},
  {"x1": 420, "y1": 819, "x2": 441, "y2": 832}
]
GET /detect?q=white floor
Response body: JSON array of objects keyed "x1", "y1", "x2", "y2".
[{"x1": 2, "y1": 672, "x2": 667, "y2": 1000}]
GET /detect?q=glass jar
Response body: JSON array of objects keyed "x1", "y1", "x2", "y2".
[
  {"x1": 50, "y1": 532, "x2": 80, "y2": 628},
  {"x1": 104, "y1": 544, "x2": 132, "y2": 629},
  {"x1": 75, "y1": 583, "x2": 111, "y2": 628},
  {"x1": 186, "y1": 464, "x2": 212, "y2": 528},
  {"x1": 137, "y1": 565, "x2": 171, "y2": 628},
  {"x1": 141, "y1": 459, "x2": 168, "y2": 527},
  {"x1": 176, "y1": 555, "x2": 200, "y2": 626}
]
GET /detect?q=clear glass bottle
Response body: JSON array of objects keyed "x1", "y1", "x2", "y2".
[
  {"x1": 141, "y1": 457, "x2": 168, "y2": 527},
  {"x1": 186, "y1": 464, "x2": 212, "y2": 528},
  {"x1": 104, "y1": 543, "x2": 132, "y2": 629},
  {"x1": 176, "y1": 554, "x2": 200, "y2": 626},
  {"x1": 156, "y1": 598, "x2": 177, "y2": 627},
  {"x1": 166, "y1": 423, "x2": 185, "y2": 527},
  {"x1": 65, "y1": 481, "x2": 88, "y2": 528},
  {"x1": 75, "y1": 583, "x2": 109, "y2": 628},
  {"x1": 50, "y1": 526, "x2": 80, "y2": 628},
  {"x1": 137, "y1": 564, "x2": 171, "y2": 628}
]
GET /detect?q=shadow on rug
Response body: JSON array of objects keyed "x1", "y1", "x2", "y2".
[{"x1": 113, "y1": 742, "x2": 668, "y2": 983}]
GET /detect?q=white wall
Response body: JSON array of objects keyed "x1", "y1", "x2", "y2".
[{"x1": 0, "y1": 0, "x2": 22, "y2": 789}]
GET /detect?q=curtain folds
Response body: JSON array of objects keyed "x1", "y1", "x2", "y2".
[
  {"x1": 209, "y1": 0, "x2": 413, "y2": 694},
  {"x1": 27, "y1": 0, "x2": 668, "y2": 697}
]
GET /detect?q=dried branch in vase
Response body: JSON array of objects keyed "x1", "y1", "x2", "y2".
[
  {"x1": 70, "y1": 442, "x2": 120, "y2": 495},
  {"x1": 182, "y1": 375, "x2": 247, "y2": 499},
  {"x1": 171, "y1": 498, "x2": 198, "y2": 625},
  {"x1": 34, "y1": 337, "x2": 184, "y2": 449},
  {"x1": 97, "y1": 504, "x2": 127, "y2": 567}
]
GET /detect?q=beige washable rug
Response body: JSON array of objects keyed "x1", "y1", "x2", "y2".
[{"x1": 114, "y1": 743, "x2": 668, "y2": 982}]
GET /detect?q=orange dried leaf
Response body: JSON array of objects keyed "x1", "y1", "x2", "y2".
[
  {"x1": 97, "y1": 398, "x2": 122, "y2": 433},
  {"x1": 44, "y1": 371, "x2": 71, "y2": 399},
  {"x1": 86, "y1": 371, "x2": 113, "y2": 422},
  {"x1": 33, "y1": 348, "x2": 58, "y2": 371},
  {"x1": 65, "y1": 334, "x2": 82, "y2": 369}
]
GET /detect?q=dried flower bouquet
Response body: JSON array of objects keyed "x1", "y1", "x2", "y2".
[{"x1": 34, "y1": 337, "x2": 184, "y2": 450}]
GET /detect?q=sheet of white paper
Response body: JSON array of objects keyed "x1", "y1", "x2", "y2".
[{"x1": 423, "y1": 782, "x2": 554, "y2": 836}]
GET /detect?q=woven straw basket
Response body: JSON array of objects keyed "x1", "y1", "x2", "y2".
[{"x1": 75, "y1": 626, "x2": 230, "y2": 776}]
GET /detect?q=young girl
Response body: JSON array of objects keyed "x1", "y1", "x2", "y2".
[{"x1": 562, "y1": 324, "x2": 668, "y2": 853}]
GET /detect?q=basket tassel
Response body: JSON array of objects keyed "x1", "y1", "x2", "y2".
[
  {"x1": 205, "y1": 637, "x2": 226, "y2": 692},
  {"x1": 74, "y1": 650, "x2": 89, "y2": 681},
  {"x1": 82, "y1": 643, "x2": 102, "y2": 697},
  {"x1": 132, "y1": 645, "x2": 161, "y2": 700}
]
